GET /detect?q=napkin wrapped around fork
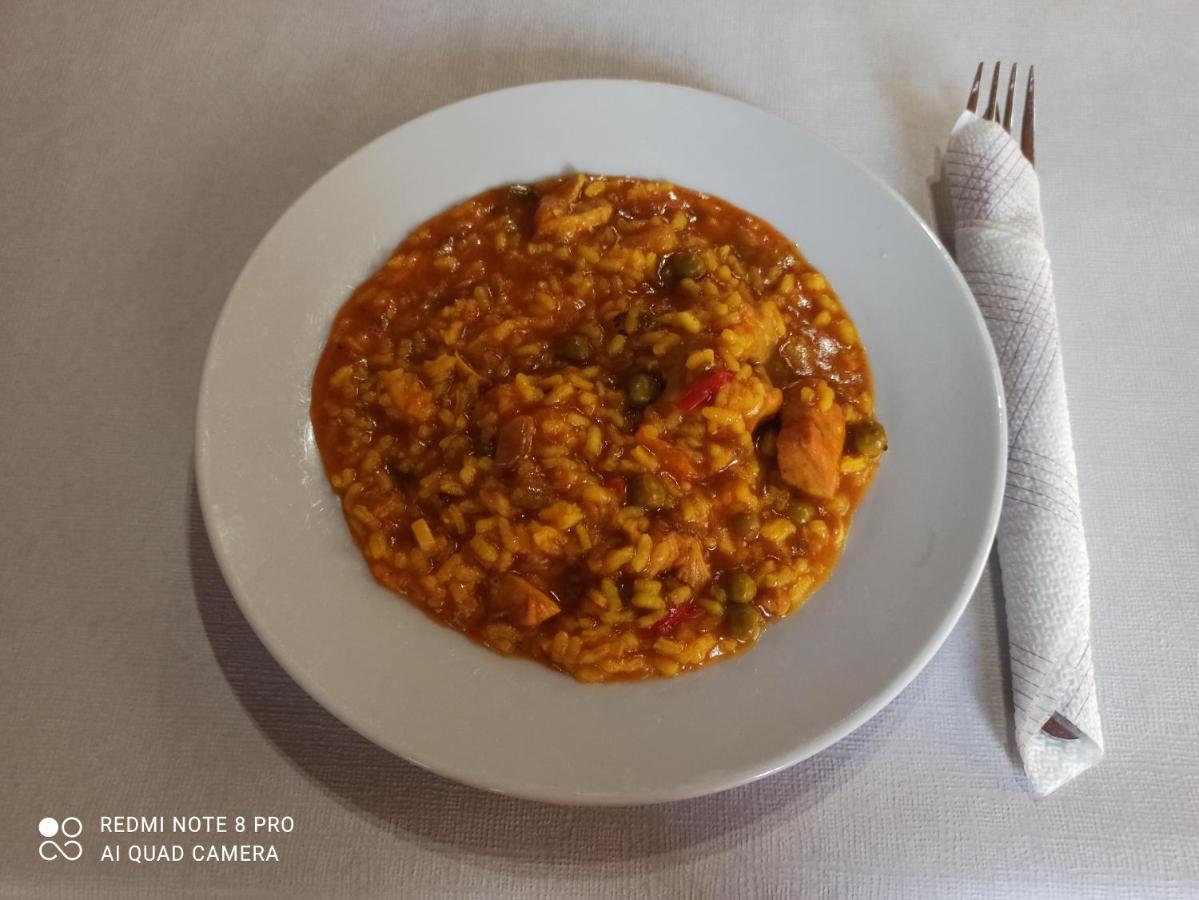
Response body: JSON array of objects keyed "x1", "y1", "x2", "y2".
[{"x1": 944, "y1": 112, "x2": 1104, "y2": 795}]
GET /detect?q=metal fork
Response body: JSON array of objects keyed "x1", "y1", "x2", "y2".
[
  {"x1": 968, "y1": 63, "x2": 1072, "y2": 741},
  {"x1": 966, "y1": 62, "x2": 1035, "y2": 165}
]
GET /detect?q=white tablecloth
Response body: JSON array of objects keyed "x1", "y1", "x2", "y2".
[{"x1": 3, "y1": 1, "x2": 1197, "y2": 896}]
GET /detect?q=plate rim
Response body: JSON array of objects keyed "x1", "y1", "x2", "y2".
[{"x1": 195, "y1": 78, "x2": 1007, "y2": 805}]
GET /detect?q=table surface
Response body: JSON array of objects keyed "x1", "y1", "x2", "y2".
[{"x1": 3, "y1": 1, "x2": 1197, "y2": 897}]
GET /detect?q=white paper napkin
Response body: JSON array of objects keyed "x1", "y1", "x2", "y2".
[{"x1": 944, "y1": 113, "x2": 1104, "y2": 795}]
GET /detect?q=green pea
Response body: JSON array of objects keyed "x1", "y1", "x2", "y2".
[
  {"x1": 726, "y1": 571, "x2": 758, "y2": 604},
  {"x1": 730, "y1": 512, "x2": 759, "y2": 537},
  {"x1": 726, "y1": 604, "x2": 762, "y2": 640},
  {"x1": 851, "y1": 420, "x2": 888, "y2": 458},
  {"x1": 558, "y1": 333, "x2": 593, "y2": 365},
  {"x1": 627, "y1": 373, "x2": 663, "y2": 407},
  {"x1": 628, "y1": 473, "x2": 668, "y2": 510},
  {"x1": 664, "y1": 251, "x2": 706, "y2": 281},
  {"x1": 785, "y1": 501, "x2": 815, "y2": 526}
]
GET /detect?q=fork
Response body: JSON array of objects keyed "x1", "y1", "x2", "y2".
[
  {"x1": 965, "y1": 62, "x2": 1076, "y2": 742},
  {"x1": 966, "y1": 61, "x2": 1035, "y2": 165}
]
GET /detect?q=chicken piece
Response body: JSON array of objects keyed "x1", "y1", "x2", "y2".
[
  {"x1": 719, "y1": 375, "x2": 783, "y2": 433},
  {"x1": 489, "y1": 573, "x2": 561, "y2": 627},
  {"x1": 776, "y1": 381, "x2": 846, "y2": 499},
  {"x1": 644, "y1": 533, "x2": 711, "y2": 589},
  {"x1": 622, "y1": 216, "x2": 679, "y2": 254},
  {"x1": 380, "y1": 369, "x2": 436, "y2": 424},
  {"x1": 534, "y1": 174, "x2": 613, "y2": 241}
]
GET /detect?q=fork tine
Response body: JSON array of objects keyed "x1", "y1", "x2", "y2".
[
  {"x1": 1021, "y1": 65, "x2": 1036, "y2": 165},
  {"x1": 1002, "y1": 63, "x2": 1017, "y2": 132},
  {"x1": 983, "y1": 62, "x2": 1001, "y2": 121},
  {"x1": 966, "y1": 62, "x2": 984, "y2": 112}
]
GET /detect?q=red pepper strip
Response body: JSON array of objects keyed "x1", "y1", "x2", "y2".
[
  {"x1": 678, "y1": 369, "x2": 734, "y2": 412},
  {"x1": 649, "y1": 602, "x2": 703, "y2": 635}
]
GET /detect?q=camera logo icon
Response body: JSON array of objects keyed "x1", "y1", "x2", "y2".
[{"x1": 38, "y1": 817, "x2": 83, "y2": 861}]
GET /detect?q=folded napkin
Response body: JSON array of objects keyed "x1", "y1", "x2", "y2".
[{"x1": 944, "y1": 113, "x2": 1103, "y2": 795}]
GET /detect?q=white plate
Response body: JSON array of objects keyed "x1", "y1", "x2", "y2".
[{"x1": 196, "y1": 80, "x2": 1005, "y2": 805}]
